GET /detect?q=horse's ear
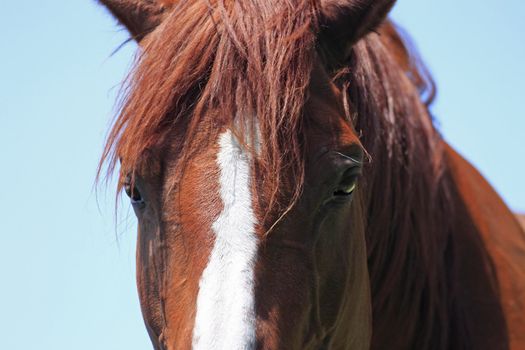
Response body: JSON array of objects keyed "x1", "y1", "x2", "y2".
[
  {"x1": 318, "y1": 0, "x2": 396, "y2": 67},
  {"x1": 97, "y1": 0, "x2": 174, "y2": 42}
]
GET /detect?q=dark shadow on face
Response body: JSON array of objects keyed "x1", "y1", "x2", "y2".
[{"x1": 252, "y1": 60, "x2": 371, "y2": 350}]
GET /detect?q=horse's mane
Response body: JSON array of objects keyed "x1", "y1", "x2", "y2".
[
  {"x1": 347, "y1": 24, "x2": 491, "y2": 349},
  {"x1": 100, "y1": 1, "x2": 469, "y2": 347}
]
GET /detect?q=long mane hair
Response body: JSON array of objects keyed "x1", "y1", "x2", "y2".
[
  {"x1": 100, "y1": 1, "x2": 482, "y2": 348},
  {"x1": 100, "y1": 0, "x2": 318, "y2": 216},
  {"x1": 346, "y1": 25, "x2": 456, "y2": 348}
]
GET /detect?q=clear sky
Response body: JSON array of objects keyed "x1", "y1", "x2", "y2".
[{"x1": 0, "y1": 1, "x2": 523, "y2": 349}]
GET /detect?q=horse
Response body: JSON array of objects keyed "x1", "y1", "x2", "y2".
[{"x1": 96, "y1": 0, "x2": 525, "y2": 349}]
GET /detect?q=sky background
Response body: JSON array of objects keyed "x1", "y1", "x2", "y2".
[{"x1": 0, "y1": 1, "x2": 523, "y2": 349}]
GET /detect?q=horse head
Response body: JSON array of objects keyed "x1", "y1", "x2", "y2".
[{"x1": 98, "y1": 0, "x2": 395, "y2": 349}]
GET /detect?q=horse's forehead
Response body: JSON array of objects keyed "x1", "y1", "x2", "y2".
[{"x1": 304, "y1": 90, "x2": 361, "y2": 151}]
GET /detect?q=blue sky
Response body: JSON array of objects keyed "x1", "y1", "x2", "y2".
[{"x1": 0, "y1": 1, "x2": 523, "y2": 349}]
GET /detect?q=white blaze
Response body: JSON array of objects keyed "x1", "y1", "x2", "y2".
[{"x1": 192, "y1": 130, "x2": 259, "y2": 350}]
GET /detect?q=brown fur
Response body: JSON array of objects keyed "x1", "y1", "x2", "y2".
[
  {"x1": 345, "y1": 27, "x2": 455, "y2": 349},
  {"x1": 517, "y1": 214, "x2": 525, "y2": 231},
  {"x1": 100, "y1": 0, "x2": 319, "y2": 219},
  {"x1": 345, "y1": 25, "x2": 525, "y2": 349},
  {"x1": 96, "y1": 0, "x2": 525, "y2": 349}
]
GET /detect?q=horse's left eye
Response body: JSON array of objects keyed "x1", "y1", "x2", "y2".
[
  {"x1": 124, "y1": 182, "x2": 144, "y2": 205},
  {"x1": 333, "y1": 175, "x2": 358, "y2": 197}
]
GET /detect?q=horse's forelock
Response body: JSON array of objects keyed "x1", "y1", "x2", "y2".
[{"x1": 99, "y1": 0, "x2": 320, "y2": 216}]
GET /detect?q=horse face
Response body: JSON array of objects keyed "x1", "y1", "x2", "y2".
[
  {"x1": 98, "y1": 1, "x2": 395, "y2": 348},
  {"x1": 123, "y1": 60, "x2": 370, "y2": 349}
]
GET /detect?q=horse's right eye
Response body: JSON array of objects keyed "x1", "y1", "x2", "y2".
[{"x1": 124, "y1": 182, "x2": 144, "y2": 206}]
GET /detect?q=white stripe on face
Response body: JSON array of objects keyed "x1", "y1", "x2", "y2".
[{"x1": 192, "y1": 130, "x2": 259, "y2": 350}]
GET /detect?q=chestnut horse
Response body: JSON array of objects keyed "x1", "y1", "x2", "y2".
[{"x1": 97, "y1": 0, "x2": 525, "y2": 349}]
